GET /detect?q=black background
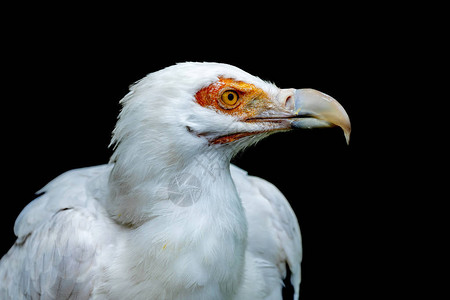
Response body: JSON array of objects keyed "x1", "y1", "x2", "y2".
[{"x1": 1, "y1": 4, "x2": 434, "y2": 300}]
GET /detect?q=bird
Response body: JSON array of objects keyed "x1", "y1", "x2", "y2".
[{"x1": 0, "y1": 62, "x2": 350, "y2": 300}]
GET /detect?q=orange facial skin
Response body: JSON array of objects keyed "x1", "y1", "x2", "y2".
[
  {"x1": 195, "y1": 78, "x2": 271, "y2": 120},
  {"x1": 195, "y1": 78, "x2": 286, "y2": 144}
]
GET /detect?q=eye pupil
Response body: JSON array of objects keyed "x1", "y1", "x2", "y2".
[{"x1": 228, "y1": 93, "x2": 235, "y2": 101}]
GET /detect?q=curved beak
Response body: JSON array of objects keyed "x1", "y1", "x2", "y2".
[{"x1": 291, "y1": 89, "x2": 351, "y2": 144}]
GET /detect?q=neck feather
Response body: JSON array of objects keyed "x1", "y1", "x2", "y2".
[{"x1": 107, "y1": 143, "x2": 245, "y2": 230}]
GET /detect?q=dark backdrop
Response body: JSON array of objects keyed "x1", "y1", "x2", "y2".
[{"x1": 1, "y1": 6, "x2": 420, "y2": 300}]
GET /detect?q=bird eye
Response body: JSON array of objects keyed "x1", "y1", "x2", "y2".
[{"x1": 220, "y1": 90, "x2": 239, "y2": 108}]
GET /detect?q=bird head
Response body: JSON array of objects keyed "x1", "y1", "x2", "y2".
[{"x1": 111, "y1": 62, "x2": 350, "y2": 167}]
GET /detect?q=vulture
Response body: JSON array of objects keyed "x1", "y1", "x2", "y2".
[{"x1": 0, "y1": 62, "x2": 350, "y2": 300}]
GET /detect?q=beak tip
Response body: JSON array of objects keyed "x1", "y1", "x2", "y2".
[
  {"x1": 340, "y1": 121, "x2": 351, "y2": 145},
  {"x1": 341, "y1": 118, "x2": 351, "y2": 145},
  {"x1": 344, "y1": 130, "x2": 351, "y2": 145}
]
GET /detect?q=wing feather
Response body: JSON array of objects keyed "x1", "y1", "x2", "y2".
[
  {"x1": 0, "y1": 165, "x2": 114, "y2": 300},
  {"x1": 1, "y1": 209, "x2": 99, "y2": 299},
  {"x1": 231, "y1": 164, "x2": 302, "y2": 300}
]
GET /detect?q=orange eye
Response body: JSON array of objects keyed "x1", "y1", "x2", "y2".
[{"x1": 220, "y1": 90, "x2": 239, "y2": 108}]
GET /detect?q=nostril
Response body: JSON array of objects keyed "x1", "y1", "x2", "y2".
[
  {"x1": 277, "y1": 89, "x2": 296, "y2": 111},
  {"x1": 285, "y1": 95, "x2": 295, "y2": 110}
]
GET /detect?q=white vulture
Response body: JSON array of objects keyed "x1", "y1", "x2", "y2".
[{"x1": 0, "y1": 62, "x2": 350, "y2": 300}]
